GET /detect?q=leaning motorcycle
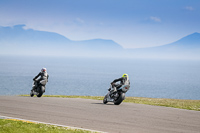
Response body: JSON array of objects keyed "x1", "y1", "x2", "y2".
[
  {"x1": 103, "y1": 84, "x2": 130, "y2": 105},
  {"x1": 30, "y1": 80, "x2": 46, "y2": 97}
]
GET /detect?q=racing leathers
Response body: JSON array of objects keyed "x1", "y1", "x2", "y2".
[
  {"x1": 110, "y1": 77, "x2": 130, "y2": 94},
  {"x1": 32, "y1": 71, "x2": 49, "y2": 91}
]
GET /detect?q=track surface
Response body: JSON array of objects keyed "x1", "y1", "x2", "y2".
[{"x1": 0, "y1": 96, "x2": 200, "y2": 133}]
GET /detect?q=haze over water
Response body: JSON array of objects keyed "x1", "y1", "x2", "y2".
[{"x1": 0, "y1": 56, "x2": 199, "y2": 100}]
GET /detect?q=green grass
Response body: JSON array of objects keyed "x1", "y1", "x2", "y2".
[
  {"x1": 21, "y1": 95, "x2": 200, "y2": 111},
  {"x1": 124, "y1": 97, "x2": 200, "y2": 111},
  {"x1": 0, "y1": 119, "x2": 92, "y2": 133}
]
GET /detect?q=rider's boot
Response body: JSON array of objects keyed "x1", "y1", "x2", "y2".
[
  {"x1": 31, "y1": 86, "x2": 36, "y2": 92},
  {"x1": 31, "y1": 88, "x2": 34, "y2": 92},
  {"x1": 109, "y1": 87, "x2": 117, "y2": 97}
]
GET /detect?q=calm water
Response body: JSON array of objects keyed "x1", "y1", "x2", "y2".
[{"x1": 0, "y1": 56, "x2": 200, "y2": 100}]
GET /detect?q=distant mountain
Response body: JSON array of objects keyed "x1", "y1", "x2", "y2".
[
  {"x1": 0, "y1": 25, "x2": 123, "y2": 57},
  {"x1": 0, "y1": 24, "x2": 200, "y2": 59},
  {"x1": 0, "y1": 24, "x2": 71, "y2": 46},
  {"x1": 158, "y1": 32, "x2": 200, "y2": 49},
  {"x1": 127, "y1": 32, "x2": 200, "y2": 59},
  {"x1": 73, "y1": 39, "x2": 122, "y2": 50}
]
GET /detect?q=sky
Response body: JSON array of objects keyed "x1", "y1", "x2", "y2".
[{"x1": 0, "y1": 0, "x2": 200, "y2": 48}]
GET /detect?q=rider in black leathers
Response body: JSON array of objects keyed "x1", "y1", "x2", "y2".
[
  {"x1": 110, "y1": 73, "x2": 130, "y2": 94},
  {"x1": 31, "y1": 68, "x2": 49, "y2": 92}
]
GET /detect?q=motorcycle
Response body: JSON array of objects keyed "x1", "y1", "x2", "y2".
[
  {"x1": 103, "y1": 84, "x2": 130, "y2": 105},
  {"x1": 30, "y1": 80, "x2": 46, "y2": 97}
]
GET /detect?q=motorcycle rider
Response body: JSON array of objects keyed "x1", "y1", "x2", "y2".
[
  {"x1": 31, "y1": 67, "x2": 49, "y2": 92},
  {"x1": 110, "y1": 73, "x2": 130, "y2": 95}
]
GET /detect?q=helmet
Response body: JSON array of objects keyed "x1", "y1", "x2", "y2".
[
  {"x1": 41, "y1": 67, "x2": 46, "y2": 72},
  {"x1": 122, "y1": 73, "x2": 128, "y2": 78}
]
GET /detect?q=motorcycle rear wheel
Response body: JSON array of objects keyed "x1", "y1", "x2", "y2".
[
  {"x1": 37, "y1": 86, "x2": 44, "y2": 97},
  {"x1": 114, "y1": 93, "x2": 125, "y2": 105},
  {"x1": 37, "y1": 93, "x2": 43, "y2": 97}
]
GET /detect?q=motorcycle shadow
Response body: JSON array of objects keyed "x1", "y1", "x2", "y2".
[{"x1": 91, "y1": 103, "x2": 116, "y2": 105}]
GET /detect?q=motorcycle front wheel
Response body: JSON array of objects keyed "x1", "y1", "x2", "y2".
[
  {"x1": 30, "y1": 91, "x2": 34, "y2": 97},
  {"x1": 103, "y1": 94, "x2": 108, "y2": 104}
]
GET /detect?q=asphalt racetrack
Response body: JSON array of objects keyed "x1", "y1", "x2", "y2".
[{"x1": 0, "y1": 96, "x2": 200, "y2": 133}]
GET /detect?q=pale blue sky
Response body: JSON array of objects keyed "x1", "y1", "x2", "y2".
[{"x1": 0, "y1": 0, "x2": 200, "y2": 48}]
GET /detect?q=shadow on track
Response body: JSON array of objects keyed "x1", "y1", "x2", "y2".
[{"x1": 91, "y1": 103, "x2": 115, "y2": 105}]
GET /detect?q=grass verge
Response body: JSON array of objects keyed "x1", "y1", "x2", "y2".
[
  {"x1": 0, "y1": 119, "x2": 92, "y2": 133},
  {"x1": 20, "y1": 95, "x2": 200, "y2": 111}
]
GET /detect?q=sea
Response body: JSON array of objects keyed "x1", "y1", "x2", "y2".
[{"x1": 0, "y1": 56, "x2": 200, "y2": 100}]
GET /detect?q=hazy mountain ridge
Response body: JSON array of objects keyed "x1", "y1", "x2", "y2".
[
  {"x1": 0, "y1": 25, "x2": 123, "y2": 57},
  {"x1": 126, "y1": 32, "x2": 200, "y2": 59},
  {"x1": 0, "y1": 25, "x2": 71, "y2": 46},
  {"x1": 158, "y1": 32, "x2": 200, "y2": 49},
  {"x1": 72, "y1": 39, "x2": 122, "y2": 50},
  {"x1": 0, "y1": 24, "x2": 200, "y2": 59}
]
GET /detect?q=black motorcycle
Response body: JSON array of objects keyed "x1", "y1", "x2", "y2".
[
  {"x1": 30, "y1": 80, "x2": 46, "y2": 97},
  {"x1": 103, "y1": 84, "x2": 130, "y2": 105}
]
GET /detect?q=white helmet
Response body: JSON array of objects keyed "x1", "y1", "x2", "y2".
[{"x1": 41, "y1": 67, "x2": 47, "y2": 72}]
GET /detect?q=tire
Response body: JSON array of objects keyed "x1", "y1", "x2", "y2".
[
  {"x1": 37, "y1": 92, "x2": 43, "y2": 97},
  {"x1": 37, "y1": 86, "x2": 44, "y2": 97},
  {"x1": 114, "y1": 93, "x2": 125, "y2": 105},
  {"x1": 103, "y1": 94, "x2": 108, "y2": 104},
  {"x1": 30, "y1": 91, "x2": 34, "y2": 97}
]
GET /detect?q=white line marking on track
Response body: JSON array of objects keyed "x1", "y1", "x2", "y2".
[{"x1": 0, "y1": 115, "x2": 107, "y2": 133}]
